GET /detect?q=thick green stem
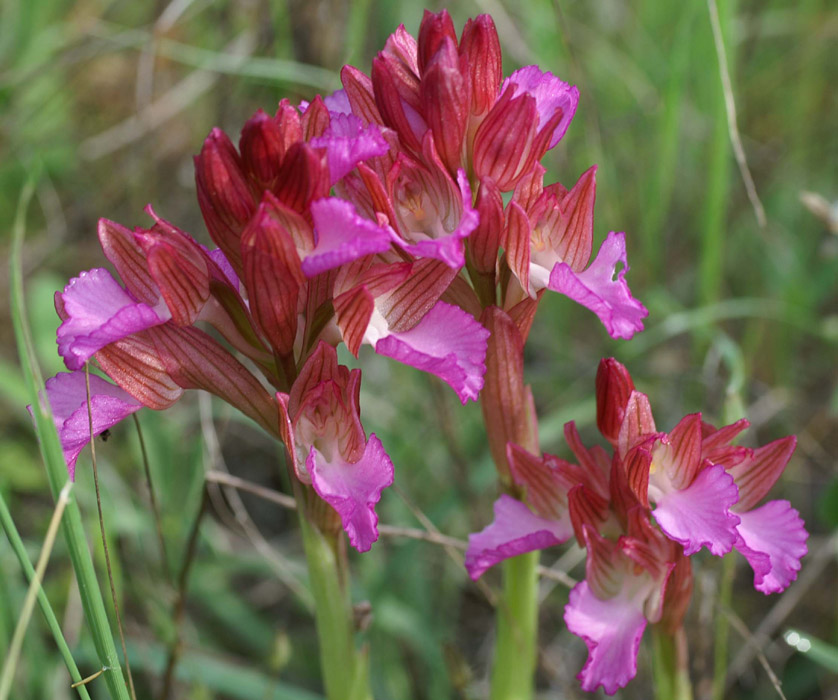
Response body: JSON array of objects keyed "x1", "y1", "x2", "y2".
[
  {"x1": 298, "y1": 509, "x2": 370, "y2": 700},
  {"x1": 490, "y1": 550, "x2": 540, "y2": 700},
  {"x1": 651, "y1": 626, "x2": 693, "y2": 700}
]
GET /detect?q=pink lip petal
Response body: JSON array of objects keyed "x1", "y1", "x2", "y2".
[
  {"x1": 302, "y1": 198, "x2": 393, "y2": 277},
  {"x1": 38, "y1": 371, "x2": 142, "y2": 480},
  {"x1": 311, "y1": 112, "x2": 389, "y2": 184},
  {"x1": 307, "y1": 434, "x2": 394, "y2": 553},
  {"x1": 374, "y1": 301, "x2": 489, "y2": 404},
  {"x1": 57, "y1": 268, "x2": 169, "y2": 370},
  {"x1": 651, "y1": 463, "x2": 740, "y2": 556},
  {"x1": 465, "y1": 494, "x2": 571, "y2": 580},
  {"x1": 735, "y1": 500, "x2": 808, "y2": 594},
  {"x1": 548, "y1": 232, "x2": 647, "y2": 340},
  {"x1": 563, "y1": 580, "x2": 648, "y2": 695}
]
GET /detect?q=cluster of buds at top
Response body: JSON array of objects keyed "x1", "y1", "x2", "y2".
[
  {"x1": 42, "y1": 10, "x2": 647, "y2": 554},
  {"x1": 465, "y1": 358, "x2": 808, "y2": 694}
]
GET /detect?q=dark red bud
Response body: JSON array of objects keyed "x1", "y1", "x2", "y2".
[
  {"x1": 470, "y1": 177, "x2": 503, "y2": 274},
  {"x1": 239, "y1": 110, "x2": 287, "y2": 189},
  {"x1": 459, "y1": 15, "x2": 502, "y2": 115},
  {"x1": 302, "y1": 95, "x2": 331, "y2": 141},
  {"x1": 420, "y1": 37, "x2": 469, "y2": 175},
  {"x1": 472, "y1": 88, "x2": 539, "y2": 191},
  {"x1": 272, "y1": 142, "x2": 329, "y2": 213},
  {"x1": 372, "y1": 53, "x2": 425, "y2": 155},
  {"x1": 596, "y1": 358, "x2": 635, "y2": 445},
  {"x1": 240, "y1": 199, "x2": 304, "y2": 356},
  {"x1": 194, "y1": 128, "x2": 257, "y2": 273},
  {"x1": 417, "y1": 9, "x2": 457, "y2": 76},
  {"x1": 340, "y1": 65, "x2": 383, "y2": 125}
]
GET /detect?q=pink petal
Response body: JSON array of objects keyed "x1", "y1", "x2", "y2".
[
  {"x1": 323, "y1": 88, "x2": 353, "y2": 115},
  {"x1": 464, "y1": 494, "x2": 570, "y2": 580},
  {"x1": 563, "y1": 580, "x2": 647, "y2": 695},
  {"x1": 548, "y1": 232, "x2": 647, "y2": 340},
  {"x1": 393, "y1": 171, "x2": 478, "y2": 269},
  {"x1": 651, "y1": 463, "x2": 740, "y2": 556},
  {"x1": 374, "y1": 301, "x2": 489, "y2": 404},
  {"x1": 207, "y1": 247, "x2": 241, "y2": 290},
  {"x1": 307, "y1": 434, "x2": 394, "y2": 553},
  {"x1": 311, "y1": 113, "x2": 389, "y2": 184},
  {"x1": 735, "y1": 500, "x2": 808, "y2": 594},
  {"x1": 57, "y1": 268, "x2": 169, "y2": 370},
  {"x1": 302, "y1": 199, "x2": 393, "y2": 276},
  {"x1": 40, "y1": 371, "x2": 142, "y2": 480},
  {"x1": 502, "y1": 66, "x2": 579, "y2": 148}
]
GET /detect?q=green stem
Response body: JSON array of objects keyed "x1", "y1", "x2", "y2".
[
  {"x1": 0, "y1": 489, "x2": 92, "y2": 699},
  {"x1": 651, "y1": 626, "x2": 693, "y2": 700},
  {"x1": 490, "y1": 550, "x2": 540, "y2": 700},
  {"x1": 11, "y1": 181, "x2": 130, "y2": 700},
  {"x1": 712, "y1": 555, "x2": 735, "y2": 700},
  {"x1": 297, "y1": 505, "x2": 370, "y2": 700}
]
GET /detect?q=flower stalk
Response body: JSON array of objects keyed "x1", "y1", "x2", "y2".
[
  {"x1": 490, "y1": 551, "x2": 540, "y2": 700},
  {"x1": 297, "y1": 491, "x2": 370, "y2": 700},
  {"x1": 651, "y1": 626, "x2": 693, "y2": 700}
]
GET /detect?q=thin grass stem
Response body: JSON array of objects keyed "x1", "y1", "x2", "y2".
[
  {"x1": 0, "y1": 482, "x2": 72, "y2": 700},
  {"x1": 160, "y1": 486, "x2": 208, "y2": 700},
  {"x1": 131, "y1": 414, "x2": 170, "y2": 582},
  {"x1": 84, "y1": 365, "x2": 138, "y2": 700},
  {"x1": 11, "y1": 180, "x2": 131, "y2": 700},
  {"x1": 0, "y1": 489, "x2": 91, "y2": 699}
]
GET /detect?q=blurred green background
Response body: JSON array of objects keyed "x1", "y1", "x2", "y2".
[{"x1": 1, "y1": 0, "x2": 837, "y2": 698}]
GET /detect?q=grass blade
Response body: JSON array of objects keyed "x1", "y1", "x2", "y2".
[
  {"x1": 10, "y1": 180, "x2": 131, "y2": 700},
  {"x1": 0, "y1": 488, "x2": 91, "y2": 699}
]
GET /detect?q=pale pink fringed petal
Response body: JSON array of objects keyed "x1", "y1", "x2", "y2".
[
  {"x1": 302, "y1": 198, "x2": 393, "y2": 277},
  {"x1": 311, "y1": 112, "x2": 389, "y2": 184},
  {"x1": 548, "y1": 232, "x2": 647, "y2": 340},
  {"x1": 57, "y1": 268, "x2": 169, "y2": 370},
  {"x1": 307, "y1": 434, "x2": 395, "y2": 553},
  {"x1": 563, "y1": 580, "x2": 648, "y2": 695},
  {"x1": 651, "y1": 463, "x2": 740, "y2": 556},
  {"x1": 735, "y1": 500, "x2": 808, "y2": 594},
  {"x1": 40, "y1": 371, "x2": 142, "y2": 479},
  {"x1": 464, "y1": 494, "x2": 570, "y2": 580},
  {"x1": 374, "y1": 301, "x2": 489, "y2": 404}
]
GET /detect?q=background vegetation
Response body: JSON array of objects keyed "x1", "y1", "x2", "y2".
[{"x1": 1, "y1": 0, "x2": 836, "y2": 698}]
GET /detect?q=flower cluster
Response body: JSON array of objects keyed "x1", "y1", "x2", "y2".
[
  {"x1": 44, "y1": 10, "x2": 646, "y2": 555},
  {"x1": 465, "y1": 358, "x2": 808, "y2": 693}
]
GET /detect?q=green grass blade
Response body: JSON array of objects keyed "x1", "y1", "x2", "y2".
[
  {"x1": 0, "y1": 482, "x2": 71, "y2": 700},
  {"x1": 0, "y1": 487, "x2": 91, "y2": 700},
  {"x1": 784, "y1": 629, "x2": 838, "y2": 673},
  {"x1": 10, "y1": 180, "x2": 131, "y2": 700}
]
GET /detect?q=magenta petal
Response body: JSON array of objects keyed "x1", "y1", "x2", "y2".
[
  {"x1": 303, "y1": 199, "x2": 393, "y2": 277},
  {"x1": 502, "y1": 66, "x2": 580, "y2": 148},
  {"x1": 57, "y1": 268, "x2": 169, "y2": 370},
  {"x1": 207, "y1": 247, "x2": 240, "y2": 289},
  {"x1": 374, "y1": 301, "x2": 490, "y2": 404},
  {"x1": 311, "y1": 113, "x2": 389, "y2": 184},
  {"x1": 548, "y1": 232, "x2": 648, "y2": 340},
  {"x1": 735, "y1": 500, "x2": 808, "y2": 594},
  {"x1": 307, "y1": 434, "x2": 394, "y2": 553},
  {"x1": 652, "y1": 463, "x2": 740, "y2": 556},
  {"x1": 323, "y1": 88, "x2": 352, "y2": 115},
  {"x1": 465, "y1": 494, "x2": 570, "y2": 580},
  {"x1": 563, "y1": 580, "x2": 647, "y2": 695},
  {"x1": 41, "y1": 371, "x2": 142, "y2": 480}
]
